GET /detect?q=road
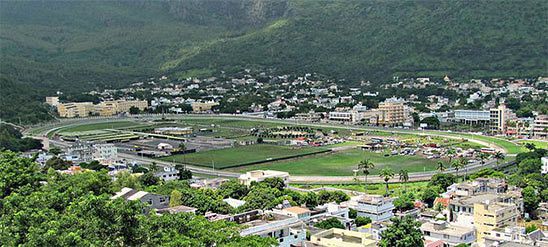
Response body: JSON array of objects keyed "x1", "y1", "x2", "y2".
[{"x1": 29, "y1": 114, "x2": 520, "y2": 183}]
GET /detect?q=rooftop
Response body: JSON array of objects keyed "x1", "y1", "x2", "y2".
[{"x1": 283, "y1": 206, "x2": 311, "y2": 215}]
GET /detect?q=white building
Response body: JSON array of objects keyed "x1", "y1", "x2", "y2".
[
  {"x1": 542, "y1": 157, "x2": 548, "y2": 174},
  {"x1": 92, "y1": 143, "x2": 117, "y2": 163},
  {"x1": 239, "y1": 170, "x2": 289, "y2": 187},
  {"x1": 420, "y1": 220, "x2": 476, "y2": 246},
  {"x1": 347, "y1": 195, "x2": 395, "y2": 222},
  {"x1": 240, "y1": 212, "x2": 306, "y2": 247}
]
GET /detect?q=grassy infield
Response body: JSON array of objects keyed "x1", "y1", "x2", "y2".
[{"x1": 52, "y1": 118, "x2": 527, "y2": 178}]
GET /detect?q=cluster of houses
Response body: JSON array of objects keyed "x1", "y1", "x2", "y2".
[
  {"x1": 108, "y1": 169, "x2": 547, "y2": 247},
  {"x1": 64, "y1": 72, "x2": 547, "y2": 139}
]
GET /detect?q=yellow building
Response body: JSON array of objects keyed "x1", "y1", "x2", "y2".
[
  {"x1": 57, "y1": 102, "x2": 95, "y2": 118},
  {"x1": 191, "y1": 102, "x2": 219, "y2": 112},
  {"x1": 310, "y1": 228, "x2": 377, "y2": 247},
  {"x1": 377, "y1": 101, "x2": 405, "y2": 126},
  {"x1": 473, "y1": 201, "x2": 518, "y2": 244},
  {"x1": 45, "y1": 96, "x2": 60, "y2": 107},
  {"x1": 95, "y1": 100, "x2": 148, "y2": 116}
]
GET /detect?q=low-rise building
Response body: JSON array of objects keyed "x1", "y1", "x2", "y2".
[
  {"x1": 483, "y1": 226, "x2": 547, "y2": 247},
  {"x1": 111, "y1": 187, "x2": 169, "y2": 210},
  {"x1": 58, "y1": 102, "x2": 95, "y2": 118},
  {"x1": 92, "y1": 143, "x2": 117, "y2": 163},
  {"x1": 239, "y1": 212, "x2": 306, "y2": 247},
  {"x1": 239, "y1": 170, "x2": 289, "y2": 187},
  {"x1": 310, "y1": 228, "x2": 377, "y2": 247},
  {"x1": 533, "y1": 115, "x2": 548, "y2": 138},
  {"x1": 347, "y1": 195, "x2": 395, "y2": 222},
  {"x1": 420, "y1": 220, "x2": 476, "y2": 246},
  {"x1": 191, "y1": 101, "x2": 219, "y2": 112}
]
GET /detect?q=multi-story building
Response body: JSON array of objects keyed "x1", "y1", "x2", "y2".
[
  {"x1": 111, "y1": 187, "x2": 169, "y2": 211},
  {"x1": 328, "y1": 111, "x2": 353, "y2": 122},
  {"x1": 96, "y1": 100, "x2": 148, "y2": 116},
  {"x1": 533, "y1": 115, "x2": 548, "y2": 138},
  {"x1": 474, "y1": 201, "x2": 518, "y2": 244},
  {"x1": 454, "y1": 110, "x2": 491, "y2": 124},
  {"x1": 347, "y1": 195, "x2": 395, "y2": 222},
  {"x1": 420, "y1": 220, "x2": 476, "y2": 246},
  {"x1": 450, "y1": 193, "x2": 523, "y2": 228},
  {"x1": 239, "y1": 212, "x2": 306, "y2": 247},
  {"x1": 483, "y1": 226, "x2": 546, "y2": 246},
  {"x1": 191, "y1": 101, "x2": 219, "y2": 112},
  {"x1": 57, "y1": 102, "x2": 95, "y2": 118},
  {"x1": 377, "y1": 100, "x2": 405, "y2": 126},
  {"x1": 490, "y1": 104, "x2": 510, "y2": 134},
  {"x1": 239, "y1": 170, "x2": 289, "y2": 187},
  {"x1": 542, "y1": 157, "x2": 548, "y2": 174},
  {"x1": 45, "y1": 96, "x2": 60, "y2": 107},
  {"x1": 92, "y1": 143, "x2": 117, "y2": 163}
]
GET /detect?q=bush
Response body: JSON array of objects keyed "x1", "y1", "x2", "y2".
[
  {"x1": 314, "y1": 217, "x2": 344, "y2": 230},
  {"x1": 355, "y1": 216, "x2": 371, "y2": 227}
]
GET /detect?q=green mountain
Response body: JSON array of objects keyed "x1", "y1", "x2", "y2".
[{"x1": 1, "y1": 0, "x2": 546, "y2": 123}]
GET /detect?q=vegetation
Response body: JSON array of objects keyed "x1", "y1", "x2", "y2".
[
  {"x1": 379, "y1": 216, "x2": 424, "y2": 247},
  {"x1": 1, "y1": 1, "x2": 547, "y2": 123},
  {"x1": 0, "y1": 124, "x2": 42, "y2": 152},
  {"x1": 314, "y1": 217, "x2": 345, "y2": 230},
  {"x1": 0, "y1": 151, "x2": 276, "y2": 245}
]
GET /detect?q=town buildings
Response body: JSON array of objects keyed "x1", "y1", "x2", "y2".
[
  {"x1": 55, "y1": 99, "x2": 148, "y2": 118},
  {"x1": 474, "y1": 200, "x2": 519, "y2": 244},
  {"x1": 533, "y1": 115, "x2": 548, "y2": 138},
  {"x1": 310, "y1": 228, "x2": 377, "y2": 247},
  {"x1": 239, "y1": 170, "x2": 290, "y2": 187},
  {"x1": 346, "y1": 194, "x2": 395, "y2": 222},
  {"x1": 420, "y1": 220, "x2": 476, "y2": 246}
]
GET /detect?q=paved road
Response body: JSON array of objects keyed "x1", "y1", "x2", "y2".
[{"x1": 29, "y1": 114, "x2": 520, "y2": 183}]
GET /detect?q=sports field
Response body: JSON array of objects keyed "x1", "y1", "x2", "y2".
[
  {"x1": 227, "y1": 148, "x2": 440, "y2": 176},
  {"x1": 516, "y1": 140, "x2": 548, "y2": 150},
  {"x1": 56, "y1": 121, "x2": 144, "y2": 133},
  {"x1": 159, "y1": 144, "x2": 328, "y2": 169}
]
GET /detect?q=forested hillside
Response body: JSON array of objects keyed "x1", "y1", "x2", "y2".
[{"x1": 1, "y1": 0, "x2": 546, "y2": 124}]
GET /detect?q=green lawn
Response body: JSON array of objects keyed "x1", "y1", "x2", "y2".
[
  {"x1": 516, "y1": 140, "x2": 548, "y2": 150},
  {"x1": 291, "y1": 181, "x2": 430, "y2": 195},
  {"x1": 159, "y1": 144, "x2": 328, "y2": 169},
  {"x1": 57, "y1": 121, "x2": 143, "y2": 133},
  {"x1": 228, "y1": 148, "x2": 440, "y2": 176}
]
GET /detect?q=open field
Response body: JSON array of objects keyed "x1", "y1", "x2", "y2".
[
  {"x1": 443, "y1": 133, "x2": 525, "y2": 154},
  {"x1": 516, "y1": 140, "x2": 548, "y2": 150},
  {"x1": 56, "y1": 121, "x2": 144, "y2": 133},
  {"x1": 159, "y1": 144, "x2": 328, "y2": 169},
  {"x1": 291, "y1": 181, "x2": 430, "y2": 195},
  {"x1": 227, "y1": 148, "x2": 440, "y2": 176}
]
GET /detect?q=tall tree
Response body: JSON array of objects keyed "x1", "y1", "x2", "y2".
[
  {"x1": 379, "y1": 216, "x2": 424, "y2": 247},
  {"x1": 398, "y1": 169, "x2": 409, "y2": 191},
  {"x1": 493, "y1": 151, "x2": 505, "y2": 169},
  {"x1": 379, "y1": 168, "x2": 395, "y2": 196},
  {"x1": 437, "y1": 161, "x2": 446, "y2": 173},
  {"x1": 357, "y1": 159, "x2": 375, "y2": 192}
]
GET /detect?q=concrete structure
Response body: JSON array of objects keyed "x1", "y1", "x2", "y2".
[
  {"x1": 92, "y1": 143, "x2": 117, "y2": 163},
  {"x1": 277, "y1": 206, "x2": 311, "y2": 220},
  {"x1": 96, "y1": 100, "x2": 148, "y2": 116},
  {"x1": 474, "y1": 201, "x2": 518, "y2": 244},
  {"x1": 483, "y1": 226, "x2": 547, "y2": 247},
  {"x1": 420, "y1": 220, "x2": 476, "y2": 246},
  {"x1": 65, "y1": 142, "x2": 94, "y2": 163},
  {"x1": 156, "y1": 205, "x2": 198, "y2": 214},
  {"x1": 310, "y1": 228, "x2": 377, "y2": 247},
  {"x1": 154, "y1": 166, "x2": 179, "y2": 181},
  {"x1": 223, "y1": 198, "x2": 246, "y2": 208},
  {"x1": 58, "y1": 102, "x2": 95, "y2": 118},
  {"x1": 191, "y1": 101, "x2": 219, "y2": 112},
  {"x1": 454, "y1": 110, "x2": 491, "y2": 123},
  {"x1": 542, "y1": 157, "x2": 548, "y2": 174},
  {"x1": 239, "y1": 212, "x2": 306, "y2": 247},
  {"x1": 294, "y1": 111, "x2": 322, "y2": 122},
  {"x1": 376, "y1": 100, "x2": 405, "y2": 126},
  {"x1": 111, "y1": 187, "x2": 169, "y2": 210},
  {"x1": 329, "y1": 111, "x2": 354, "y2": 122},
  {"x1": 45, "y1": 96, "x2": 60, "y2": 107},
  {"x1": 533, "y1": 115, "x2": 548, "y2": 138},
  {"x1": 453, "y1": 178, "x2": 508, "y2": 197},
  {"x1": 239, "y1": 170, "x2": 289, "y2": 187},
  {"x1": 450, "y1": 193, "x2": 522, "y2": 228},
  {"x1": 153, "y1": 127, "x2": 193, "y2": 136},
  {"x1": 347, "y1": 195, "x2": 395, "y2": 222},
  {"x1": 490, "y1": 104, "x2": 510, "y2": 134}
]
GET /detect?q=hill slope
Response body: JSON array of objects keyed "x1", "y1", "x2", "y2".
[{"x1": 0, "y1": 0, "x2": 546, "y2": 123}]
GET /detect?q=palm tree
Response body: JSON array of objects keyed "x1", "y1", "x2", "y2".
[
  {"x1": 459, "y1": 157, "x2": 468, "y2": 181},
  {"x1": 379, "y1": 168, "x2": 395, "y2": 196},
  {"x1": 446, "y1": 148, "x2": 456, "y2": 163},
  {"x1": 437, "y1": 161, "x2": 446, "y2": 173},
  {"x1": 398, "y1": 169, "x2": 409, "y2": 191},
  {"x1": 477, "y1": 152, "x2": 489, "y2": 165},
  {"x1": 493, "y1": 151, "x2": 505, "y2": 169},
  {"x1": 357, "y1": 159, "x2": 375, "y2": 192},
  {"x1": 452, "y1": 159, "x2": 464, "y2": 181}
]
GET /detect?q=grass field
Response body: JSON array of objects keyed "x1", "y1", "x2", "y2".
[
  {"x1": 516, "y1": 140, "x2": 548, "y2": 150},
  {"x1": 292, "y1": 181, "x2": 430, "y2": 195},
  {"x1": 57, "y1": 121, "x2": 143, "y2": 133},
  {"x1": 159, "y1": 144, "x2": 328, "y2": 169},
  {"x1": 227, "y1": 148, "x2": 440, "y2": 176}
]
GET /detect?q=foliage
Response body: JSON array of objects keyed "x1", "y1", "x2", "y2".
[
  {"x1": 379, "y1": 216, "x2": 424, "y2": 247},
  {"x1": 522, "y1": 186, "x2": 540, "y2": 216},
  {"x1": 0, "y1": 124, "x2": 42, "y2": 151},
  {"x1": 469, "y1": 168, "x2": 505, "y2": 180},
  {"x1": 317, "y1": 190, "x2": 350, "y2": 205},
  {"x1": 139, "y1": 172, "x2": 160, "y2": 187},
  {"x1": 314, "y1": 217, "x2": 344, "y2": 229},
  {"x1": 44, "y1": 156, "x2": 72, "y2": 171},
  {"x1": 394, "y1": 192, "x2": 415, "y2": 212},
  {"x1": 80, "y1": 160, "x2": 106, "y2": 171},
  {"x1": 428, "y1": 173, "x2": 456, "y2": 192},
  {"x1": 355, "y1": 216, "x2": 371, "y2": 227},
  {"x1": 525, "y1": 224, "x2": 538, "y2": 233},
  {"x1": 421, "y1": 187, "x2": 440, "y2": 208},
  {"x1": 349, "y1": 208, "x2": 357, "y2": 219},
  {"x1": 0, "y1": 151, "x2": 43, "y2": 199}
]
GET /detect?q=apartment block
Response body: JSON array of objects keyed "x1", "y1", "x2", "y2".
[
  {"x1": 533, "y1": 115, "x2": 548, "y2": 138},
  {"x1": 377, "y1": 100, "x2": 405, "y2": 126},
  {"x1": 421, "y1": 220, "x2": 476, "y2": 246},
  {"x1": 347, "y1": 195, "x2": 395, "y2": 222},
  {"x1": 45, "y1": 96, "x2": 60, "y2": 107},
  {"x1": 490, "y1": 104, "x2": 510, "y2": 134},
  {"x1": 474, "y1": 201, "x2": 518, "y2": 244},
  {"x1": 239, "y1": 212, "x2": 306, "y2": 247},
  {"x1": 57, "y1": 102, "x2": 95, "y2": 118},
  {"x1": 96, "y1": 100, "x2": 148, "y2": 116}
]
